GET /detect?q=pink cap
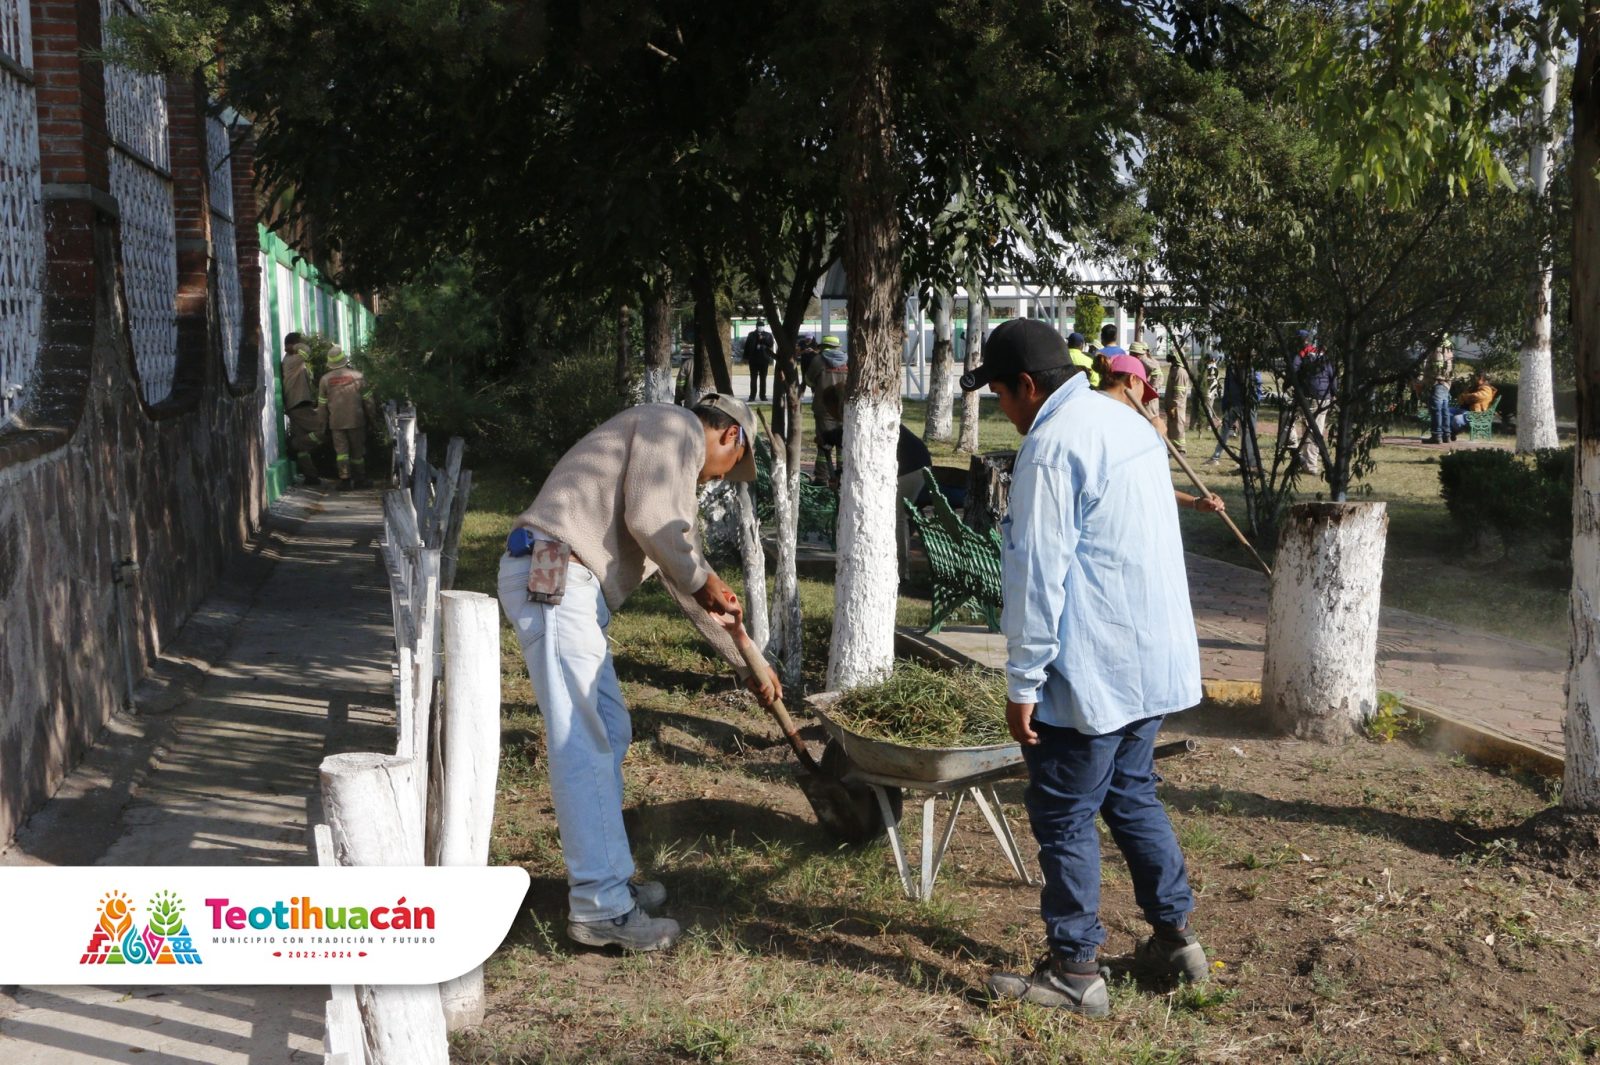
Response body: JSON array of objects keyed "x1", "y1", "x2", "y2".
[{"x1": 1107, "y1": 354, "x2": 1158, "y2": 405}]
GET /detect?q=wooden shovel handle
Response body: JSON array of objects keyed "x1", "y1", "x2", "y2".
[{"x1": 730, "y1": 623, "x2": 822, "y2": 774}]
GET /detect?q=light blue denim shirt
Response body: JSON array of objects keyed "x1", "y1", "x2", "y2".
[{"x1": 1000, "y1": 373, "x2": 1203, "y2": 735}]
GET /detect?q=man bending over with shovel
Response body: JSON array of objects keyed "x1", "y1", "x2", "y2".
[
  {"x1": 498, "y1": 394, "x2": 778, "y2": 952},
  {"x1": 962, "y1": 319, "x2": 1210, "y2": 1016}
]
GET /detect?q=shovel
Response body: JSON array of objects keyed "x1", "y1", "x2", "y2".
[{"x1": 729, "y1": 624, "x2": 897, "y2": 845}]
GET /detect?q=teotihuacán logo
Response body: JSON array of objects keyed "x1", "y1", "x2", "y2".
[{"x1": 81, "y1": 889, "x2": 203, "y2": 966}]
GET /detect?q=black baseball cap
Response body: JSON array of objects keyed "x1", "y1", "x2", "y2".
[{"x1": 959, "y1": 318, "x2": 1072, "y2": 392}]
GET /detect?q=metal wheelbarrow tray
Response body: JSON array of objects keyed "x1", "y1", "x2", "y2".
[
  {"x1": 807, "y1": 691, "x2": 1024, "y2": 788},
  {"x1": 806, "y1": 691, "x2": 1030, "y2": 899}
]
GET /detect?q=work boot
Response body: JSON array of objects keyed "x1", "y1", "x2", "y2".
[
  {"x1": 1133, "y1": 923, "x2": 1210, "y2": 984},
  {"x1": 567, "y1": 906, "x2": 680, "y2": 952},
  {"x1": 986, "y1": 956, "x2": 1110, "y2": 1017},
  {"x1": 629, "y1": 880, "x2": 667, "y2": 913}
]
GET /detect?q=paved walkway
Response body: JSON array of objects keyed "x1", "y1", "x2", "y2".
[
  {"x1": 923, "y1": 551, "x2": 1567, "y2": 761},
  {"x1": 0, "y1": 487, "x2": 392, "y2": 1064}
]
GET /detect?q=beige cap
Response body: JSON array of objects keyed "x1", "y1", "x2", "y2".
[{"x1": 693, "y1": 393, "x2": 758, "y2": 483}]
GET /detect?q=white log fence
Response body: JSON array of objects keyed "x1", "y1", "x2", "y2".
[{"x1": 315, "y1": 410, "x2": 503, "y2": 1062}]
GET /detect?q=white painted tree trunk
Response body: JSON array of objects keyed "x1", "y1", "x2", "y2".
[
  {"x1": 736, "y1": 483, "x2": 769, "y2": 650},
  {"x1": 959, "y1": 295, "x2": 986, "y2": 453},
  {"x1": 320, "y1": 754, "x2": 449, "y2": 1065},
  {"x1": 432, "y1": 591, "x2": 501, "y2": 1031},
  {"x1": 698, "y1": 481, "x2": 741, "y2": 560},
  {"x1": 1262, "y1": 502, "x2": 1388, "y2": 743},
  {"x1": 643, "y1": 278, "x2": 675, "y2": 406},
  {"x1": 925, "y1": 290, "x2": 955, "y2": 442},
  {"x1": 1566, "y1": 442, "x2": 1600, "y2": 806},
  {"x1": 643, "y1": 368, "x2": 676, "y2": 405},
  {"x1": 765, "y1": 440, "x2": 804, "y2": 692},
  {"x1": 830, "y1": 57, "x2": 903, "y2": 691},
  {"x1": 1518, "y1": 34, "x2": 1561, "y2": 454},
  {"x1": 1566, "y1": 13, "x2": 1600, "y2": 812},
  {"x1": 827, "y1": 396, "x2": 901, "y2": 689}
]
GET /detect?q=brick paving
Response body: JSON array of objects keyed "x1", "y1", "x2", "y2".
[{"x1": 921, "y1": 552, "x2": 1568, "y2": 761}]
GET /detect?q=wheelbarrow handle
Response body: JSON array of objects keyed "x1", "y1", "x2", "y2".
[
  {"x1": 1153, "y1": 738, "x2": 1198, "y2": 760},
  {"x1": 730, "y1": 624, "x2": 823, "y2": 775}
]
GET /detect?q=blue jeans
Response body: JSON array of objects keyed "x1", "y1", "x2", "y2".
[
  {"x1": 1021, "y1": 716, "x2": 1193, "y2": 962},
  {"x1": 498, "y1": 553, "x2": 636, "y2": 923},
  {"x1": 1431, "y1": 383, "x2": 1452, "y2": 440}
]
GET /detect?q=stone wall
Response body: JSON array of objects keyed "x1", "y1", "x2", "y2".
[{"x1": 0, "y1": 1, "x2": 266, "y2": 844}]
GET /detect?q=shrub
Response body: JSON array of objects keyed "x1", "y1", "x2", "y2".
[
  {"x1": 361, "y1": 258, "x2": 632, "y2": 476},
  {"x1": 1438, "y1": 447, "x2": 1572, "y2": 555},
  {"x1": 1073, "y1": 291, "x2": 1106, "y2": 340}
]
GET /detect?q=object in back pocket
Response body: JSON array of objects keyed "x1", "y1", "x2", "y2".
[
  {"x1": 507, "y1": 527, "x2": 536, "y2": 557},
  {"x1": 526, "y1": 540, "x2": 572, "y2": 605}
]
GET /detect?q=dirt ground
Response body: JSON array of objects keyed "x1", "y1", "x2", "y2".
[{"x1": 453, "y1": 651, "x2": 1600, "y2": 1064}]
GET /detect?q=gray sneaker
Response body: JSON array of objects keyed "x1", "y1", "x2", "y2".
[
  {"x1": 568, "y1": 907, "x2": 681, "y2": 952},
  {"x1": 1134, "y1": 925, "x2": 1209, "y2": 983},
  {"x1": 629, "y1": 880, "x2": 667, "y2": 913},
  {"x1": 986, "y1": 957, "x2": 1110, "y2": 1017}
]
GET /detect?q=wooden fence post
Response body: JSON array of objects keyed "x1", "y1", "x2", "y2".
[
  {"x1": 320, "y1": 754, "x2": 448, "y2": 1065},
  {"x1": 430, "y1": 591, "x2": 503, "y2": 1030},
  {"x1": 398, "y1": 549, "x2": 442, "y2": 848},
  {"x1": 314, "y1": 823, "x2": 367, "y2": 1065}
]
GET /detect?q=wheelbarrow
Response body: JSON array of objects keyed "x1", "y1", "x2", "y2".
[{"x1": 810, "y1": 692, "x2": 1199, "y2": 900}]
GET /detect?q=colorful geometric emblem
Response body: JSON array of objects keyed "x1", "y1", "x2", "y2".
[{"x1": 80, "y1": 890, "x2": 202, "y2": 965}]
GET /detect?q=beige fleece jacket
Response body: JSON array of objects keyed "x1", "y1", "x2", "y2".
[{"x1": 514, "y1": 404, "x2": 745, "y2": 671}]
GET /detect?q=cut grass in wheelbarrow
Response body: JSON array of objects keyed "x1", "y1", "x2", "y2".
[{"x1": 826, "y1": 663, "x2": 1009, "y2": 748}]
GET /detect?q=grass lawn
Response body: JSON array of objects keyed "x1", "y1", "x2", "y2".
[
  {"x1": 897, "y1": 398, "x2": 1570, "y2": 649},
  {"x1": 451, "y1": 460, "x2": 1595, "y2": 1065}
]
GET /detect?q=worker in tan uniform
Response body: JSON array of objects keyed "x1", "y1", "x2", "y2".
[
  {"x1": 498, "y1": 393, "x2": 778, "y2": 953},
  {"x1": 280, "y1": 333, "x2": 325, "y2": 486},
  {"x1": 316, "y1": 345, "x2": 378, "y2": 489}
]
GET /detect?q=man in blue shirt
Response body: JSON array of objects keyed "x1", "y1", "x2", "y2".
[{"x1": 963, "y1": 318, "x2": 1209, "y2": 1016}]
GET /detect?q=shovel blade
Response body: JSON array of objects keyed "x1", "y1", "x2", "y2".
[{"x1": 793, "y1": 739, "x2": 901, "y2": 845}]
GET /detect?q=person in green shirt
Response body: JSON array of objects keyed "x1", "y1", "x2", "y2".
[{"x1": 1066, "y1": 332, "x2": 1100, "y2": 387}]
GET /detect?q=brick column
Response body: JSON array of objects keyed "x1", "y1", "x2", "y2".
[
  {"x1": 164, "y1": 72, "x2": 211, "y2": 408},
  {"x1": 0, "y1": 0, "x2": 114, "y2": 466}
]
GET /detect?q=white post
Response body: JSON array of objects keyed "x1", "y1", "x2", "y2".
[
  {"x1": 319, "y1": 755, "x2": 449, "y2": 1065},
  {"x1": 431, "y1": 591, "x2": 502, "y2": 1031},
  {"x1": 1262, "y1": 502, "x2": 1388, "y2": 742}
]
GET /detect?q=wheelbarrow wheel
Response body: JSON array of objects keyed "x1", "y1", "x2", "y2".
[{"x1": 814, "y1": 739, "x2": 901, "y2": 845}]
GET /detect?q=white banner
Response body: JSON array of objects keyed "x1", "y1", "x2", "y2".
[{"x1": 0, "y1": 867, "x2": 529, "y2": 985}]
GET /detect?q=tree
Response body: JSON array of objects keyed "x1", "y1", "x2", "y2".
[
  {"x1": 1282, "y1": 0, "x2": 1600, "y2": 815},
  {"x1": 1518, "y1": 14, "x2": 1563, "y2": 452},
  {"x1": 1141, "y1": 62, "x2": 1534, "y2": 534},
  {"x1": 924, "y1": 289, "x2": 955, "y2": 442}
]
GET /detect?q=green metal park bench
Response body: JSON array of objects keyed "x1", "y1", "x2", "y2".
[
  {"x1": 902, "y1": 468, "x2": 1003, "y2": 635},
  {"x1": 1463, "y1": 395, "x2": 1501, "y2": 442},
  {"x1": 753, "y1": 435, "x2": 839, "y2": 548}
]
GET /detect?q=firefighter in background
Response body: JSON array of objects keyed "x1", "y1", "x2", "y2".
[
  {"x1": 317, "y1": 345, "x2": 379, "y2": 489},
  {"x1": 281, "y1": 332, "x2": 325, "y2": 486}
]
